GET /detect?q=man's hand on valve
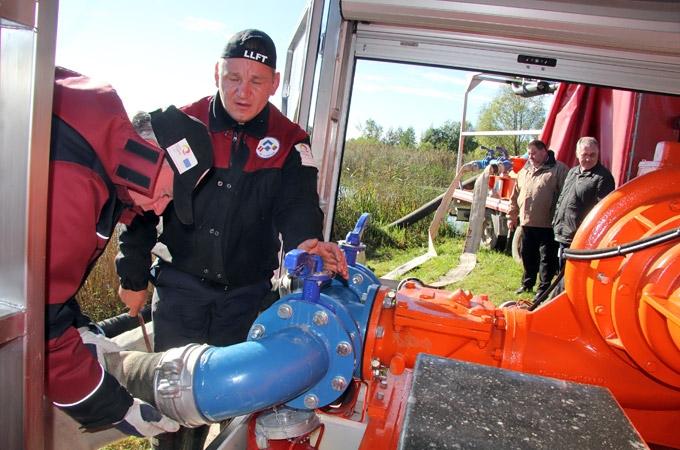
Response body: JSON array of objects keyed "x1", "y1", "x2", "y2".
[
  {"x1": 118, "y1": 285, "x2": 148, "y2": 317},
  {"x1": 297, "y1": 239, "x2": 349, "y2": 279}
]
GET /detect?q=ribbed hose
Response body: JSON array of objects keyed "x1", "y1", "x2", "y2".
[{"x1": 104, "y1": 350, "x2": 162, "y2": 404}]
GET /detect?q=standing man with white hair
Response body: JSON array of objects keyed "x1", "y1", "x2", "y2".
[{"x1": 553, "y1": 136, "x2": 615, "y2": 252}]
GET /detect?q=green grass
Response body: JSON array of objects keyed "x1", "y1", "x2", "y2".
[
  {"x1": 100, "y1": 438, "x2": 150, "y2": 450},
  {"x1": 367, "y1": 235, "x2": 524, "y2": 304},
  {"x1": 333, "y1": 140, "x2": 524, "y2": 303}
]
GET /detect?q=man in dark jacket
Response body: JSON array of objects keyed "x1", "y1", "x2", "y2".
[
  {"x1": 115, "y1": 29, "x2": 347, "y2": 449},
  {"x1": 553, "y1": 136, "x2": 615, "y2": 251},
  {"x1": 48, "y1": 67, "x2": 212, "y2": 438}
]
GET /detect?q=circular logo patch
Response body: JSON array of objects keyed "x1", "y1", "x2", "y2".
[{"x1": 256, "y1": 137, "x2": 280, "y2": 159}]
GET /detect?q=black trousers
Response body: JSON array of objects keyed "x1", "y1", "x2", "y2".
[
  {"x1": 520, "y1": 226, "x2": 559, "y2": 295},
  {"x1": 149, "y1": 262, "x2": 271, "y2": 450},
  {"x1": 150, "y1": 262, "x2": 271, "y2": 351}
]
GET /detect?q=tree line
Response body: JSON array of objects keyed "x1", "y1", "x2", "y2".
[{"x1": 352, "y1": 85, "x2": 548, "y2": 155}]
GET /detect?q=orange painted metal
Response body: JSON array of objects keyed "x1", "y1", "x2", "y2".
[
  {"x1": 358, "y1": 142, "x2": 680, "y2": 449},
  {"x1": 362, "y1": 284, "x2": 504, "y2": 381},
  {"x1": 358, "y1": 370, "x2": 413, "y2": 450}
]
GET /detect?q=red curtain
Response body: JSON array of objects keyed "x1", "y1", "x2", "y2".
[{"x1": 540, "y1": 83, "x2": 680, "y2": 185}]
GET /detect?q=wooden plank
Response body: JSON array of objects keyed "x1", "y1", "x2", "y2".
[{"x1": 463, "y1": 168, "x2": 490, "y2": 254}]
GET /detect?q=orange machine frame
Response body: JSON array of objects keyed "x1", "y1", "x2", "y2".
[{"x1": 357, "y1": 142, "x2": 680, "y2": 448}]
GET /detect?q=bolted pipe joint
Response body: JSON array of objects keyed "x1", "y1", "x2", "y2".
[{"x1": 253, "y1": 293, "x2": 362, "y2": 411}]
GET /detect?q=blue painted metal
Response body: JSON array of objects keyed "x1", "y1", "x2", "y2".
[
  {"x1": 340, "y1": 212, "x2": 370, "y2": 266},
  {"x1": 251, "y1": 293, "x2": 360, "y2": 410},
  {"x1": 192, "y1": 213, "x2": 383, "y2": 418},
  {"x1": 193, "y1": 327, "x2": 328, "y2": 421}
]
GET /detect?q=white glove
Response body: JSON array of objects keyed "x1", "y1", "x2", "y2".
[
  {"x1": 115, "y1": 398, "x2": 180, "y2": 437},
  {"x1": 78, "y1": 327, "x2": 123, "y2": 368},
  {"x1": 77, "y1": 328, "x2": 179, "y2": 436}
]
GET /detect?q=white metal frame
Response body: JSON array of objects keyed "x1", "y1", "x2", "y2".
[
  {"x1": 1, "y1": 1, "x2": 58, "y2": 449},
  {"x1": 311, "y1": 0, "x2": 357, "y2": 240},
  {"x1": 309, "y1": 0, "x2": 680, "y2": 238},
  {"x1": 281, "y1": 0, "x2": 325, "y2": 129}
]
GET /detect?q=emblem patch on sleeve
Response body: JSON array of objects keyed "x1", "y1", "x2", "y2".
[
  {"x1": 295, "y1": 143, "x2": 317, "y2": 168},
  {"x1": 256, "y1": 137, "x2": 280, "y2": 159},
  {"x1": 166, "y1": 138, "x2": 198, "y2": 174}
]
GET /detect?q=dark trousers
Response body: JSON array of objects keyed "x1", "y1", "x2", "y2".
[
  {"x1": 149, "y1": 262, "x2": 271, "y2": 450},
  {"x1": 520, "y1": 226, "x2": 559, "y2": 296},
  {"x1": 150, "y1": 262, "x2": 271, "y2": 351},
  {"x1": 550, "y1": 242, "x2": 570, "y2": 299}
]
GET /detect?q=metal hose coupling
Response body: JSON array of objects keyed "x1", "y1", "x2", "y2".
[{"x1": 153, "y1": 343, "x2": 210, "y2": 427}]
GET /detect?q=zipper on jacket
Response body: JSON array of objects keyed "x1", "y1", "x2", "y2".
[{"x1": 230, "y1": 130, "x2": 239, "y2": 168}]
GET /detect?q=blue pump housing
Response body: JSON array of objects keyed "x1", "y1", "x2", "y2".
[{"x1": 187, "y1": 214, "x2": 381, "y2": 421}]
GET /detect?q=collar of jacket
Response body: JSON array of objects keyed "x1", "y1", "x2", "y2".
[
  {"x1": 208, "y1": 92, "x2": 269, "y2": 138},
  {"x1": 578, "y1": 161, "x2": 603, "y2": 174},
  {"x1": 530, "y1": 149, "x2": 558, "y2": 171}
]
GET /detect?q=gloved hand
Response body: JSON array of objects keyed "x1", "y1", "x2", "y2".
[
  {"x1": 115, "y1": 398, "x2": 180, "y2": 437},
  {"x1": 78, "y1": 328, "x2": 179, "y2": 436},
  {"x1": 79, "y1": 327, "x2": 124, "y2": 366}
]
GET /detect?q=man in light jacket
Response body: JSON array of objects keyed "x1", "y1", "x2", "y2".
[{"x1": 507, "y1": 139, "x2": 568, "y2": 299}]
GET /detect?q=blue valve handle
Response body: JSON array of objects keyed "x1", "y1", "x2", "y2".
[
  {"x1": 284, "y1": 249, "x2": 323, "y2": 277},
  {"x1": 478, "y1": 146, "x2": 513, "y2": 172},
  {"x1": 283, "y1": 249, "x2": 331, "y2": 303},
  {"x1": 346, "y1": 213, "x2": 370, "y2": 246},
  {"x1": 341, "y1": 213, "x2": 370, "y2": 266}
]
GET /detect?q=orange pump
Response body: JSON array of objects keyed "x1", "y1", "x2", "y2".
[{"x1": 359, "y1": 141, "x2": 680, "y2": 448}]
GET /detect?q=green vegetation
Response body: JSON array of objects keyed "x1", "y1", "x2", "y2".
[
  {"x1": 476, "y1": 85, "x2": 547, "y2": 154},
  {"x1": 102, "y1": 438, "x2": 150, "y2": 450},
  {"x1": 333, "y1": 139, "x2": 523, "y2": 302},
  {"x1": 79, "y1": 227, "x2": 128, "y2": 322}
]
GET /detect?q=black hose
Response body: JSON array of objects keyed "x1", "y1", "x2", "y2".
[
  {"x1": 387, "y1": 176, "x2": 478, "y2": 229},
  {"x1": 528, "y1": 270, "x2": 564, "y2": 311},
  {"x1": 97, "y1": 304, "x2": 152, "y2": 338},
  {"x1": 388, "y1": 194, "x2": 444, "y2": 228},
  {"x1": 529, "y1": 226, "x2": 680, "y2": 311},
  {"x1": 397, "y1": 277, "x2": 441, "y2": 290},
  {"x1": 562, "y1": 227, "x2": 680, "y2": 261}
]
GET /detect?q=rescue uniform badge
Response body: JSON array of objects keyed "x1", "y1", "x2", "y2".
[
  {"x1": 295, "y1": 143, "x2": 317, "y2": 168},
  {"x1": 256, "y1": 137, "x2": 280, "y2": 159},
  {"x1": 166, "y1": 138, "x2": 198, "y2": 174}
]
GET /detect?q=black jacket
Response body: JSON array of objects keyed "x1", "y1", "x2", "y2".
[
  {"x1": 116, "y1": 95, "x2": 324, "y2": 290},
  {"x1": 552, "y1": 162, "x2": 615, "y2": 245}
]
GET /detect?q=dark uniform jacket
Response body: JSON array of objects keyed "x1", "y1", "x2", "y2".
[
  {"x1": 48, "y1": 67, "x2": 167, "y2": 429},
  {"x1": 552, "y1": 162, "x2": 615, "y2": 245},
  {"x1": 116, "y1": 94, "x2": 324, "y2": 291}
]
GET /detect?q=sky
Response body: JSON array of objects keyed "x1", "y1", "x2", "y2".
[{"x1": 55, "y1": 0, "x2": 544, "y2": 142}]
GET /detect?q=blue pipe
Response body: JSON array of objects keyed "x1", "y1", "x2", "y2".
[{"x1": 193, "y1": 327, "x2": 329, "y2": 421}]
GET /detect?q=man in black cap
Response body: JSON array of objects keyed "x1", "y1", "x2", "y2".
[{"x1": 115, "y1": 29, "x2": 347, "y2": 449}]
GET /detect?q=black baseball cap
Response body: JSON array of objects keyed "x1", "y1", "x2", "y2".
[
  {"x1": 221, "y1": 29, "x2": 276, "y2": 69},
  {"x1": 147, "y1": 106, "x2": 213, "y2": 225}
]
